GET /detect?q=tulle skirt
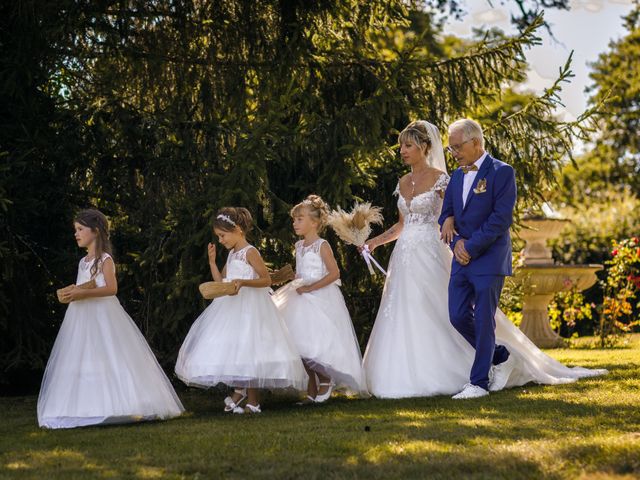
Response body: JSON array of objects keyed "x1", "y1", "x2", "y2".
[
  {"x1": 272, "y1": 280, "x2": 369, "y2": 396},
  {"x1": 37, "y1": 297, "x2": 184, "y2": 429},
  {"x1": 175, "y1": 287, "x2": 308, "y2": 390},
  {"x1": 363, "y1": 224, "x2": 607, "y2": 399}
]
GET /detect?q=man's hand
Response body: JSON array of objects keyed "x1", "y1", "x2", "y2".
[
  {"x1": 454, "y1": 239, "x2": 471, "y2": 265},
  {"x1": 440, "y1": 216, "x2": 458, "y2": 244}
]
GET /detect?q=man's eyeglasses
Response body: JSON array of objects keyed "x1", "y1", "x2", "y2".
[{"x1": 446, "y1": 139, "x2": 473, "y2": 153}]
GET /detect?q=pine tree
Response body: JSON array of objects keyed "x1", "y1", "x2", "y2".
[
  {"x1": 0, "y1": 0, "x2": 595, "y2": 388},
  {"x1": 585, "y1": 5, "x2": 640, "y2": 194}
]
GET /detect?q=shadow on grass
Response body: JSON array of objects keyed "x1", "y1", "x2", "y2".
[{"x1": 1, "y1": 352, "x2": 639, "y2": 479}]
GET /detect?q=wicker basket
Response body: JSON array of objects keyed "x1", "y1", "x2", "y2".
[
  {"x1": 56, "y1": 279, "x2": 97, "y2": 304},
  {"x1": 199, "y1": 264, "x2": 295, "y2": 300},
  {"x1": 198, "y1": 281, "x2": 237, "y2": 300},
  {"x1": 269, "y1": 264, "x2": 294, "y2": 285}
]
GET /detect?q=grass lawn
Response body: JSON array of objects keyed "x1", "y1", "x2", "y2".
[{"x1": 1, "y1": 335, "x2": 639, "y2": 480}]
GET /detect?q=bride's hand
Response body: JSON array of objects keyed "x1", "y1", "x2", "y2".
[
  {"x1": 359, "y1": 241, "x2": 377, "y2": 254},
  {"x1": 440, "y1": 217, "x2": 458, "y2": 244}
]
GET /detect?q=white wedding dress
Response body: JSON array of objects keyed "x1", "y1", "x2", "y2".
[{"x1": 363, "y1": 173, "x2": 607, "y2": 399}]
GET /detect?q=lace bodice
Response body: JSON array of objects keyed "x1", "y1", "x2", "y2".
[
  {"x1": 391, "y1": 173, "x2": 451, "y2": 267},
  {"x1": 294, "y1": 239, "x2": 340, "y2": 286},
  {"x1": 395, "y1": 173, "x2": 450, "y2": 227},
  {"x1": 225, "y1": 245, "x2": 259, "y2": 281},
  {"x1": 77, "y1": 253, "x2": 111, "y2": 287}
]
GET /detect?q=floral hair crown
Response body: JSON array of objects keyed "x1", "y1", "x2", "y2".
[{"x1": 216, "y1": 214, "x2": 236, "y2": 226}]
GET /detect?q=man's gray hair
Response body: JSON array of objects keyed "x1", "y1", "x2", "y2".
[{"x1": 449, "y1": 119, "x2": 484, "y2": 149}]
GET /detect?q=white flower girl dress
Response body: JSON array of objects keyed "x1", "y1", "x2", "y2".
[
  {"x1": 272, "y1": 239, "x2": 368, "y2": 396},
  {"x1": 38, "y1": 253, "x2": 185, "y2": 428},
  {"x1": 175, "y1": 245, "x2": 308, "y2": 390}
]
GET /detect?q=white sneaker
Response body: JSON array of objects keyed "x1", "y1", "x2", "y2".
[
  {"x1": 452, "y1": 383, "x2": 489, "y2": 400},
  {"x1": 489, "y1": 355, "x2": 517, "y2": 392}
]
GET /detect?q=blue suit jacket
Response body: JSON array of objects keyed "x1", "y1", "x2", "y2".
[{"x1": 438, "y1": 154, "x2": 516, "y2": 276}]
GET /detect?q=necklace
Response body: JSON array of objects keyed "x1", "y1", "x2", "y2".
[{"x1": 410, "y1": 165, "x2": 429, "y2": 200}]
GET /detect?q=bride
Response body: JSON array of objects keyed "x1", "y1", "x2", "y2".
[{"x1": 362, "y1": 120, "x2": 606, "y2": 399}]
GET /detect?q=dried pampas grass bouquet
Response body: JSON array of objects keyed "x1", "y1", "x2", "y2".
[
  {"x1": 327, "y1": 203, "x2": 387, "y2": 275},
  {"x1": 327, "y1": 203, "x2": 383, "y2": 247}
]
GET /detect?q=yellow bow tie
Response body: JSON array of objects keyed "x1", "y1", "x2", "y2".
[{"x1": 461, "y1": 165, "x2": 478, "y2": 174}]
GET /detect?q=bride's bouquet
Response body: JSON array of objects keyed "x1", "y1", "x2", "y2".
[{"x1": 327, "y1": 202, "x2": 387, "y2": 276}]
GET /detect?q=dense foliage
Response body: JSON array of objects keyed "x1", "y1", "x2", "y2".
[
  {"x1": 0, "y1": 1, "x2": 593, "y2": 391},
  {"x1": 545, "y1": 5, "x2": 640, "y2": 341}
]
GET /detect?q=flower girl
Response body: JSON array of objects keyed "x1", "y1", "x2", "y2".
[
  {"x1": 37, "y1": 209, "x2": 184, "y2": 429},
  {"x1": 175, "y1": 207, "x2": 307, "y2": 414},
  {"x1": 272, "y1": 195, "x2": 368, "y2": 403}
]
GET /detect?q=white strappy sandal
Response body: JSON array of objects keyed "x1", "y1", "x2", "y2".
[
  {"x1": 295, "y1": 395, "x2": 317, "y2": 406},
  {"x1": 224, "y1": 388, "x2": 247, "y2": 412},
  {"x1": 314, "y1": 382, "x2": 334, "y2": 403},
  {"x1": 233, "y1": 403, "x2": 262, "y2": 414}
]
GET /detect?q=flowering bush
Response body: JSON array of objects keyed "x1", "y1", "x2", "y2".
[
  {"x1": 548, "y1": 286, "x2": 594, "y2": 335},
  {"x1": 597, "y1": 237, "x2": 640, "y2": 347}
]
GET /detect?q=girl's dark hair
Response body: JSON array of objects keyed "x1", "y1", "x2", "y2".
[
  {"x1": 213, "y1": 207, "x2": 253, "y2": 233},
  {"x1": 74, "y1": 209, "x2": 112, "y2": 278}
]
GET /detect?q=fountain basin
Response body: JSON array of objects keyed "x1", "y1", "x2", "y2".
[
  {"x1": 514, "y1": 264, "x2": 602, "y2": 348},
  {"x1": 519, "y1": 218, "x2": 571, "y2": 266}
]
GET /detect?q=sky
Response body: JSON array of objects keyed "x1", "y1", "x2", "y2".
[{"x1": 443, "y1": 0, "x2": 636, "y2": 121}]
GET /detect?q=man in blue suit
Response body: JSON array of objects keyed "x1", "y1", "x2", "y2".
[{"x1": 438, "y1": 119, "x2": 517, "y2": 399}]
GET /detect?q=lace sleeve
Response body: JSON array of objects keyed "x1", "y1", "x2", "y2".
[
  {"x1": 229, "y1": 245, "x2": 256, "y2": 264},
  {"x1": 434, "y1": 172, "x2": 450, "y2": 193}
]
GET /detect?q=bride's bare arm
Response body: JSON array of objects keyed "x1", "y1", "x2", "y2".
[{"x1": 365, "y1": 212, "x2": 404, "y2": 252}]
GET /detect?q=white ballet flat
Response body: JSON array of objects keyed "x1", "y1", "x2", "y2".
[{"x1": 314, "y1": 382, "x2": 334, "y2": 403}]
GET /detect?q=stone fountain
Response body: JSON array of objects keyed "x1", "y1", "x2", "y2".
[{"x1": 515, "y1": 204, "x2": 603, "y2": 348}]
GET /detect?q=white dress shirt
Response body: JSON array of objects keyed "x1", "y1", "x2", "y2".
[{"x1": 462, "y1": 152, "x2": 488, "y2": 207}]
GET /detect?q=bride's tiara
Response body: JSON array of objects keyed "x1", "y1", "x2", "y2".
[{"x1": 216, "y1": 214, "x2": 236, "y2": 226}]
